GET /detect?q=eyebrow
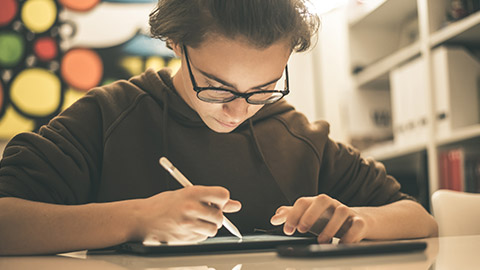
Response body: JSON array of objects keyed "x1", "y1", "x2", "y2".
[{"x1": 196, "y1": 68, "x2": 283, "y2": 90}]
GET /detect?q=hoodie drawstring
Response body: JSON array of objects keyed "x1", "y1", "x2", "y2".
[{"x1": 248, "y1": 118, "x2": 269, "y2": 167}]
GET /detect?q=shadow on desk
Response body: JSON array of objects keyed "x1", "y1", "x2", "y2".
[{"x1": 0, "y1": 255, "x2": 126, "y2": 270}]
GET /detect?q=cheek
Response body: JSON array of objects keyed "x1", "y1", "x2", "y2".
[
  {"x1": 247, "y1": 105, "x2": 264, "y2": 117},
  {"x1": 192, "y1": 99, "x2": 221, "y2": 116}
]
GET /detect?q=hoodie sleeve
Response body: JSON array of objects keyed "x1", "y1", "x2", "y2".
[
  {"x1": 0, "y1": 91, "x2": 105, "y2": 204},
  {"x1": 318, "y1": 138, "x2": 415, "y2": 206}
]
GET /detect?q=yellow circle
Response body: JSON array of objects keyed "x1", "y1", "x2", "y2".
[
  {"x1": 21, "y1": 0, "x2": 57, "y2": 33},
  {"x1": 168, "y1": 58, "x2": 181, "y2": 74},
  {"x1": 10, "y1": 68, "x2": 61, "y2": 116},
  {"x1": 61, "y1": 87, "x2": 85, "y2": 112},
  {"x1": 145, "y1": 56, "x2": 165, "y2": 72},
  {"x1": 0, "y1": 106, "x2": 35, "y2": 140},
  {"x1": 120, "y1": 56, "x2": 143, "y2": 76}
]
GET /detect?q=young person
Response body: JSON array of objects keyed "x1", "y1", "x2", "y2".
[{"x1": 0, "y1": 0, "x2": 437, "y2": 255}]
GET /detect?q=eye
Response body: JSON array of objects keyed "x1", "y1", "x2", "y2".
[{"x1": 204, "y1": 79, "x2": 222, "y2": 88}]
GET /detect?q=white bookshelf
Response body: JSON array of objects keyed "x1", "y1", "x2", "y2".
[
  {"x1": 354, "y1": 41, "x2": 421, "y2": 89},
  {"x1": 345, "y1": 0, "x2": 480, "y2": 207},
  {"x1": 437, "y1": 124, "x2": 480, "y2": 146},
  {"x1": 362, "y1": 141, "x2": 426, "y2": 162},
  {"x1": 348, "y1": 0, "x2": 417, "y2": 28},
  {"x1": 430, "y1": 9, "x2": 480, "y2": 47}
]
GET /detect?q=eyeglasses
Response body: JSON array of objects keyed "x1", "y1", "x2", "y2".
[{"x1": 183, "y1": 45, "x2": 289, "y2": 105}]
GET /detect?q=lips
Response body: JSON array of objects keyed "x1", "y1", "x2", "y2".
[{"x1": 215, "y1": 118, "x2": 241, "y2": 128}]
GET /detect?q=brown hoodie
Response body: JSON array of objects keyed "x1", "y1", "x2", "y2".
[{"x1": 0, "y1": 68, "x2": 411, "y2": 234}]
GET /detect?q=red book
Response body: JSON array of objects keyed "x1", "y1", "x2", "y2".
[
  {"x1": 447, "y1": 149, "x2": 464, "y2": 191},
  {"x1": 438, "y1": 151, "x2": 450, "y2": 189}
]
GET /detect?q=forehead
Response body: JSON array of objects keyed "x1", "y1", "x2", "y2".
[{"x1": 187, "y1": 36, "x2": 291, "y2": 88}]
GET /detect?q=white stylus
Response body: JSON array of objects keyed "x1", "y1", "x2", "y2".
[{"x1": 159, "y1": 157, "x2": 243, "y2": 239}]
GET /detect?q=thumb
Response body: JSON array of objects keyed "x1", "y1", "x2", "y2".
[{"x1": 223, "y1": 199, "x2": 242, "y2": 213}]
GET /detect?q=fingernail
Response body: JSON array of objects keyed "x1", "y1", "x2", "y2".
[
  {"x1": 297, "y1": 225, "x2": 307, "y2": 233},
  {"x1": 284, "y1": 225, "x2": 294, "y2": 235}
]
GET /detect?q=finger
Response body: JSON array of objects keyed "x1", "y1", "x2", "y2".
[
  {"x1": 182, "y1": 200, "x2": 224, "y2": 228},
  {"x1": 317, "y1": 205, "x2": 351, "y2": 243},
  {"x1": 223, "y1": 199, "x2": 242, "y2": 213},
  {"x1": 193, "y1": 186, "x2": 232, "y2": 208},
  {"x1": 270, "y1": 206, "x2": 291, "y2": 225},
  {"x1": 170, "y1": 231, "x2": 209, "y2": 244},
  {"x1": 182, "y1": 218, "x2": 220, "y2": 238},
  {"x1": 284, "y1": 197, "x2": 313, "y2": 235},
  {"x1": 339, "y1": 217, "x2": 366, "y2": 243},
  {"x1": 296, "y1": 197, "x2": 333, "y2": 233}
]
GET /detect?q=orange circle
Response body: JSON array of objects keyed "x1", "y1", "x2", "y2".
[
  {"x1": 61, "y1": 48, "x2": 103, "y2": 91},
  {"x1": 58, "y1": 0, "x2": 100, "y2": 12}
]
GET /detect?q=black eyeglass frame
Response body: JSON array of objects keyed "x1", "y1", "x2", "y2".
[{"x1": 182, "y1": 45, "x2": 290, "y2": 105}]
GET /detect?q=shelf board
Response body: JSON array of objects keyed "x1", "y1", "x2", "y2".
[
  {"x1": 349, "y1": 0, "x2": 417, "y2": 27},
  {"x1": 354, "y1": 41, "x2": 421, "y2": 89},
  {"x1": 430, "y1": 10, "x2": 480, "y2": 47},
  {"x1": 436, "y1": 124, "x2": 480, "y2": 146},
  {"x1": 361, "y1": 141, "x2": 426, "y2": 161}
]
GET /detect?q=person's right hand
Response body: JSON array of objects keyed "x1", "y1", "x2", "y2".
[{"x1": 132, "y1": 185, "x2": 241, "y2": 244}]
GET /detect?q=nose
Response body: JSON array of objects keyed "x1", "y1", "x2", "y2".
[{"x1": 222, "y1": 98, "x2": 249, "y2": 122}]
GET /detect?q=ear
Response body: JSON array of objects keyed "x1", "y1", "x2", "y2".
[{"x1": 169, "y1": 41, "x2": 183, "y2": 58}]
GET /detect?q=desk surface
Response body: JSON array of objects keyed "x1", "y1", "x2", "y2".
[{"x1": 1, "y1": 235, "x2": 479, "y2": 270}]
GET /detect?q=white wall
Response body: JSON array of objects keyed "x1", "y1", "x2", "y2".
[
  {"x1": 315, "y1": 8, "x2": 352, "y2": 142},
  {"x1": 284, "y1": 7, "x2": 352, "y2": 143},
  {"x1": 285, "y1": 49, "x2": 322, "y2": 123}
]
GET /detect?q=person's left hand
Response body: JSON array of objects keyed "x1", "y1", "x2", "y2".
[{"x1": 270, "y1": 194, "x2": 369, "y2": 243}]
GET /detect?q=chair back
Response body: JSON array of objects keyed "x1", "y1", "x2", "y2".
[{"x1": 431, "y1": 189, "x2": 480, "y2": 237}]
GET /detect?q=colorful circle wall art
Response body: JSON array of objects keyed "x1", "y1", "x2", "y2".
[{"x1": 0, "y1": 0, "x2": 177, "y2": 140}]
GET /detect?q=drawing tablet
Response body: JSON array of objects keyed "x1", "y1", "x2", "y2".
[
  {"x1": 276, "y1": 240, "x2": 427, "y2": 257},
  {"x1": 118, "y1": 235, "x2": 317, "y2": 255}
]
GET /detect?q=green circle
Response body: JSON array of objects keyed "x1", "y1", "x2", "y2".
[{"x1": 0, "y1": 32, "x2": 25, "y2": 67}]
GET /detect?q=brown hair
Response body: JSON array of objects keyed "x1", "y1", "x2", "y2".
[{"x1": 149, "y1": 0, "x2": 320, "y2": 52}]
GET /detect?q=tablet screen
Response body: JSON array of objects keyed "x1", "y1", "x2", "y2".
[{"x1": 118, "y1": 235, "x2": 318, "y2": 255}]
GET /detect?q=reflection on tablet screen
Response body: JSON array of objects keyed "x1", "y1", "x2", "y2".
[
  {"x1": 203, "y1": 235, "x2": 309, "y2": 244},
  {"x1": 145, "y1": 235, "x2": 313, "y2": 246}
]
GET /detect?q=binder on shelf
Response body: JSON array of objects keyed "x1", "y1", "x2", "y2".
[
  {"x1": 345, "y1": 88, "x2": 393, "y2": 151},
  {"x1": 389, "y1": 56, "x2": 428, "y2": 149},
  {"x1": 432, "y1": 46, "x2": 480, "y2": 140}
]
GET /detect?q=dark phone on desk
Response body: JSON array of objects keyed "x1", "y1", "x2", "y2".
[{"x1": 276, "y1": 240, "x2": 427, "y2": 257}]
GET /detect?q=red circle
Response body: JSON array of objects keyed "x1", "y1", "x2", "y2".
[
  {"x1": 34, "y1": 37, "x2": 58, "y2": 61},
  {"x1": 0, "y1": 0, "x2": 17, "y2": 27},
  {"x1": 61, "y1": 48, "x2": 103, "y2": 91}
]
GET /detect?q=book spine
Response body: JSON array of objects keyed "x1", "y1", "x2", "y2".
[
  {"x1": 438, "y1": 151, "x2": 450, "y2": 190},
  {"x1": 447, "y1": 148, "x2": 464, "y2": 191}
]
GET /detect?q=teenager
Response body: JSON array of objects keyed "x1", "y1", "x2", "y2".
[{"x1": 0, "y1": 0, "x2": 437, "y2": 255}]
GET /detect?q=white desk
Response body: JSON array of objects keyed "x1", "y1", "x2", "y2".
[{"x1": 1, "y1": 235, "x2": 479, "y2": 270}]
